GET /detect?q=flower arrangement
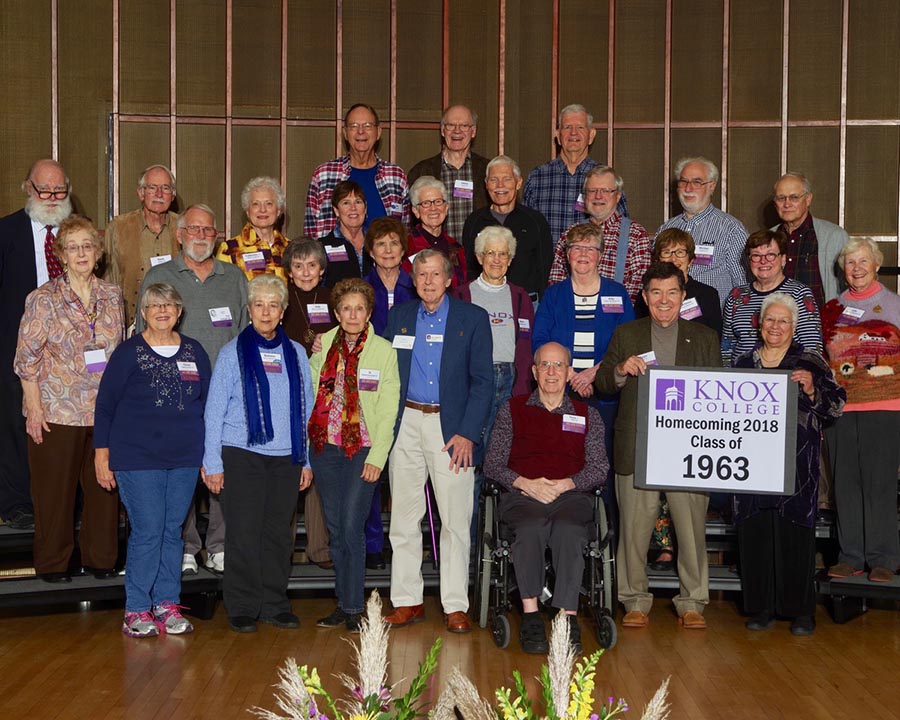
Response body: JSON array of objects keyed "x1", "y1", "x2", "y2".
[{"x1": 250, "y1": 594, "x2": 670, "y2": 720}]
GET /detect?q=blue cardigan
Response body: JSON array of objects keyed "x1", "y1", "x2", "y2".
[{"x1": 364, "y1": 266, "x2": 417, "y2": 336}]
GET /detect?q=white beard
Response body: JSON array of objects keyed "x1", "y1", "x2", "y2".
[
  {"x1": 184, "y1": 240, "x2": 214, "y2": 263},
  {"x1": 26, "y1": 195, "x2": 73, "y2": 227}
]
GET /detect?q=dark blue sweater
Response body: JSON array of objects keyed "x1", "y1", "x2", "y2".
[{"x1": 94, "y1": 334, "x2": 211, "y2": 471}]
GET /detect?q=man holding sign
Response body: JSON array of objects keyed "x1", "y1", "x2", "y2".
[{"x1": 596, "y1": 262, "x2": 719, "y2": 629}]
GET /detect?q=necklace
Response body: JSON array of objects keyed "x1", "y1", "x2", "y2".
[
  {"x1": 758, "y1": 346, "x2": 787, "y2": 367},
  {"x1": 291, "y1": 286, "x2": 320, "y2": 345}
]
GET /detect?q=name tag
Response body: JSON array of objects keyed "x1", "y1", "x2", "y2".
[
  {"x1": 572, "y1": 193, "x2": 585, "y2": 213},
  {"x1": 390, "y1": 202, "x2": 403, "y2": 216},
  {"x1": 562, "y1": 413, "x2": 586, "y2": 434},
  {"x1": 261, "y1": 351, "x2": 282, "y2": 374},
  {"x1": 84, "y1": 348, "x2": 107, "y2": 374},
  {"x1": 325, "y1": 245, "x2": 349, "y2": 262},
  {"x1": 177, "y1": 361, "x2": 200, "y2": 381},
  {"x1": 680, "y1": 297, "x2": 702, "y2": 320},
  {"x1": 359, "y1": 368, "x2": 380, "y2": 391},
  {"x1": 209, "y1": 307, "x2": 233, "y2": 327},
  {"x1": 242, "y1": 250, "x2": 266, "y2": 271},
  {"x1": 425, "y1": 333, "x2": 444, "y2": 344},
  {"x1": 453, "y1": 180, "x2": 474, "y2": 199},
  {"x1": 517, "y1": 317, "x2": 531, "y2": 335},
  {"x1": 307, "y1": 303, "x2": 331, "y2": 325},
  {"x1": 392, "y1": 335, "x2": 415, "y2": 350},
  {"x1": 693, "y1": 244, "x2": 714, "y2": 267},
  {"x1": 387, "y1": 291, "x2": 395, "y2": 309},
  {"x1": 840, "y1": 306, "x2": 865, "y2": 324},
  {"x1": 638, "y1": 351, "x2": 658, "y2": 366},
  {"x1": 149, "y1": 254, "x2": 171, "y2": 267},
  {"x1": 600, "y1": 295, "x2": 624, "y2": 313}
]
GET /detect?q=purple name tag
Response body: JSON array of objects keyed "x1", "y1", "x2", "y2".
[
  {"x1": 680, "y1": 298, "x2": 702, "y2": 320},
  {"x1": 85, "y1": 348, "x2": 107, "y2": 374},
  {"x1": 600, "y1": 296, "x2": 624, "y2": 313},
  {"x1": 573, "y1": 194, "x2": 585, "y2": 213},
  {"x1": 307, "y1": 303, "x2": 331, "y2": 325},
  {"x1": 242, "y1": 251, "x2": 267, "y2": 271},
  {"x1": 562, "y1": 413, "x2": 586, "y2": 434},
  {"x1": 359, "y1": 369, "x2": 380, "y2": 391},
  {"x1": 325, "y1": 245, "x2": 349, "y2": 262},
  {"x1": 693, "y1": 245, "x2": 714, "y2": 267},
  {"x1": 840, "y1": 307, "x2": 865, "y2": 325},
  {"x1": 177, "y1": 361, "x2": 200, "y2": 381},
  {"x1": 261, "y1": 352, "x2": 282, "y2": 374},
  {"x1": 453, "y1": 180, "x2": 474, "y2": 199},
  {"x1": 209, "y1": 307, "x2": 233, "y2": 327}
]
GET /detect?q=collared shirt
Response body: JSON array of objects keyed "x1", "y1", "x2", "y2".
[
  {"x1": 523, "y1": 156, "x2": 600, "y2": 243},
  {"x1": 304, "y1": 154, "x2": 410, "y2": 239},
  {"x1": 780, "y1": 213, "x2": 825, "y2": 311},
  {"x1": 547, "y1": 212, "x2": 652, "y2": 301},
  {"x1": 408, "y1": 294, "x2": 449, "y2": 404},
  {"x1": 440, "y1": 153, "x2": 474, "y2": 240},
  {"x1": 30, "y1": 217, "x2": 59, "y2": 287},
  {"x1": 656, "y1": 203, "x2": 748, "y2": 308}
]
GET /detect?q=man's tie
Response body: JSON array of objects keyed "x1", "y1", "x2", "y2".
[{"x1": 44, "y1": 225, "x2": 64, "y2": 279}]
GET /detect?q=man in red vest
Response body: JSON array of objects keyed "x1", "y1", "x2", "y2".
[{"x1": 484, "y1": 341, "x2": 608, "y2": 654}]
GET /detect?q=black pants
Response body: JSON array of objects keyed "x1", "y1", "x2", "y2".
[
  {"x1": 221, "y1": 447, "x2": 299, "y2": 619},
  {"x1": 0, "y1": 378, "x2": 31, "y2": 518},
  {"x1": 737, "y1": 509, "x2": 816, "y2": 618}
]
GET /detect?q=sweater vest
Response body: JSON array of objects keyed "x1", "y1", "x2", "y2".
[{"x1": 507, "y1": 395, "x2": 588, "y2": 480}]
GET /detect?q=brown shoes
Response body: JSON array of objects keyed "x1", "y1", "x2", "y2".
[
  {"x1": 384, "y1": 604, "x2": 425, "y2": 627},
  {"x1": 869, "y1": 566, "x2": 894, "y2": 583},
  {"x1": 444, "y1": 611, "x2": 471, "y2": 633},
  {"x1": 622, "y1": 610, "x2": 649, "y2": 628},
  {"x1": 827, "y1": 562, "x2": 864, "y2": 578},
  {"x1": 678, "y1": 610, "x2": 707, "y2": 629}
]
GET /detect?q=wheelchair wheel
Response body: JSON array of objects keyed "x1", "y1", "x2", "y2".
[
  {"x1": 477, "y1": 495, "x2": 495, "y2": 629},
  {"x1": 491, "y1": 613, "x2": 510, "y2": 649},
  {"x1": 593, "y1": 610, "x2": 617, "y2": 650}
]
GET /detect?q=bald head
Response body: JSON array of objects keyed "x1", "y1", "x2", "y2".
[{"x1": 23, "y1": 158, "x2": 72, "y2": 226}]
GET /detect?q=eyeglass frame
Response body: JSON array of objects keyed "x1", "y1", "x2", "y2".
[{"x1": 30, "y1": 181, "x2": 70, "y2": 200}]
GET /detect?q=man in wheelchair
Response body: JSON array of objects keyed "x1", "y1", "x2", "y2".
[{"x1": 484, "y1": 341, "x2": 608, "y2": 653}]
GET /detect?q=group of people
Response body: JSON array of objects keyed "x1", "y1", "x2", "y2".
[{"x1": 0, "y1": 99, "x2": 897, "y2": 651}]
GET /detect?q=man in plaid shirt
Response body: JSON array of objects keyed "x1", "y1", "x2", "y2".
[
  {"x1": 546, "y1": 166, "x2": 651, "y2": 302},
  {"x1": 304, "y1": 103, "x2": 410, "y2": 239}
]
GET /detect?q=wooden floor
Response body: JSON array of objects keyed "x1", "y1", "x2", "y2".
[{"x1": 1, "y1": 593, "x2": 899, "y2": 720}]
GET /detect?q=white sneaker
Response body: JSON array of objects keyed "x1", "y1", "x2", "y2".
[
  {"x1": 205, "y1": 551, "x2": 224, "y2": 574},
  {"x1": 154, "y1": 601, "x2": 194, "y2": 635},
  {"x1": 182, "y1": 553, "x2": 198, "y2": 575}
]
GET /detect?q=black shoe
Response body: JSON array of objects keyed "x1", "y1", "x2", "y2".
[
  {"x1": 5, "y1": 508, "x2": 34, "y2": 530},
  {"x1": 260, "y1": 612, "x2": 300, "y2": 629},
  {"x1": 649, "y1": 551, "x2": 675, "y2": 572},
  {"x1": 229, "y1": 615, "x2": 257, "y2": 633},
  {"x1": 317, "y1": 608, "x2": 350, "y2": 628},
  {"x1": 567, "y1": 615, "x2": 583, "y2": 654},
  {"x1": 84, "y1": 567, "x2": 118, "y2": 580},
  {"x1": 745, "y1": 612, "x2": 776, "y2": 631},
  {"x1": 366, "y1": 552, "x2": 386, "y2": 570},
  {"x1": 790, "y1": 615, "x2": 816, "y2": 636},
  {"x1": 519, "y1": 612, "x2": 548, "y2": 654},
  {"x1": 41, "y1": 572, "x2": 71, "y2": 584},
  {"x1": 345, "y1": 614, "x2": 363, "y2": 633}
]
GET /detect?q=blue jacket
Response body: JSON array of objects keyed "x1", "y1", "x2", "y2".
[{"x1": 385, "y1": 296, "x2": 494, "y2": 464}]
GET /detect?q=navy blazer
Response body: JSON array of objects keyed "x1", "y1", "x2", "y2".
[
  {"x1": 385, "y1": 295, "x2": 494, "y2": 464},
  {"x1": 0, "y1": 209, "x2": 39, "y2": 383}
]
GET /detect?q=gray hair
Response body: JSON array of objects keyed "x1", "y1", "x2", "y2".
[
  {"x1": 485, "y1": 155, "x2": 522, "y2": 180},
  {"x1": 558, "y1": 103, "x2": 593, "y2": 128},
  {"x1": 282, "y1": 237, "x2": 328, "y2": 271},
  {"x1": 760, "y1": 292, "x2": 798, "y2": 328},
  {"x1": 441, "y1": 105, "x2": 478, "y2": 127},
  {"x1": 584, "y1": 165, "x2": 624, "y2": 193},
  {"x1": 177, "y1": 203, "x2": 216, "y2": 229},
  {"x1": 141, "y1": 282, "x2": 184, "y2": 310},
  {"x1": 247, "y1": 273, "x2": 289, "y2": 310},
  {"x1": 674, "y1": 156, "x2": 720, "y2": 184},
  {"x1": 410, "y1": 175, "x2": 449, "y2": 206},
  {"x1": 775, "y1": 171, "x2": 813, "y2": 195},
  {"x1": 474, "y1": 225, "x2": 517, "y2": 258},
  {"x1": 241, "y1": 176, "x2": 286, "y2": 213},
  {"x1": 138, "y1": 164, "x2": 175, "y2": 191},
  {"x1": 838, "y1": 236, "x2": 883, "y2": 269},
  {"x1": 411, "y1": 247, "x2": 453, "y2": 279}
]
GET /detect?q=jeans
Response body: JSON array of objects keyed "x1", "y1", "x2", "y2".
[
  {"x1": 117, "y1": 467, "x2": 198, "y2": 612},
  {"x1": 311, "y1": 444, "x2": 375, "y2": 614}
]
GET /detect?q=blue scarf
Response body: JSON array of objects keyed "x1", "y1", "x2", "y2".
[{"x1": 236, "y1": 324, "x2": 307, "y2": 465}]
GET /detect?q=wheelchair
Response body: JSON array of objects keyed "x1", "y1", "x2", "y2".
[{"x1": 473, "y1": 481, "x2": 618, "y2": 650}]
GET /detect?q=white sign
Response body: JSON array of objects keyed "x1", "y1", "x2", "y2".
[{"x1": 635, "y1": 367, "x2": 797, "y2": 495}]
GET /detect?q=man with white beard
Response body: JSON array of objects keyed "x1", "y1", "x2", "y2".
[
  {"x1": 0, "y1": 159, "x2": 73, "y2": 530},
  {"x1": 137, "y1": 204, "x2": 249, "y2": 575}
]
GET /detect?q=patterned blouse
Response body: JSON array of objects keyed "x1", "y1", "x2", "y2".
[
  {"x1": 215, "y1": 223, "x2": 288, "y2": 281},
  {"x1": 15, "y1": 275, "x2": 125, "y2": 426}
]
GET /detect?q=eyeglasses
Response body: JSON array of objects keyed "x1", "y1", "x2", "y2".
[
  {"x1": 417, "y1": 199, "x2": 447, "y2": 209},
  {"x1": 183, "y1": 225, "x2": 217, "y2": 237},
  {"x1": 30, "y1": 181, "x2": 69, "y2": 200},
  {"x1": 586, "y1": 187, "x2": 619, "y2": 196},
  {"x1": 487, "y1": 176, "x2": 517, "y2": 186},
  {"x1": 773, "y1": 193, "x2": 808, "y2": 204},
  {"x1": 567, "y1": 244, "x2": 600, "y2": 254},
  {"x1": 143, "y1": 184, "x2": 173, "y2": 195},
  {"x1": 535, "y1": 360, "x2": 566, "y2": 371},
  {"x1": 659, "y1": 248, "x2": 689, "y2": 259},
  {"x1": 761, "y1": 316, "x2": 792, "y2": 327},
  {"x1": 443, "y1": 123, "x2": 474, "y2": 131},
  {"x1": 482, "y1": 250, "x2": 510, "y2": 259},
  {"x1": 676, "y1": 178, "x2": 713, "y2": 189},
  {"x1": 748, "y1": 252, "x2": 780, "y2": 263},
  {"x1": 145, "y1": 302, "x2": 178, "y2": 311},
  {"x1": 64, "y1": 243, "x2": 95, "y2": 253},
  {"x1": 345, "y1": 122, "x2": 377, "y2": 132}
]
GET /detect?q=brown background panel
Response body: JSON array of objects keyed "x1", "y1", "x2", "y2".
[
  {"x1": 614, "y1": 0, "x2": 665, "y2": 124},
  {"x1": 395, "y1": 0, "x2": 442, "y2": 122},
  {"x1": 286, "y1": 126, "x2": 336, "y2": 235},
  {"x1": 558, "y1": 0, "x2": 609, "y2": 126},
  {"x1": 785, "y1": 127, "x2": 841, "y2": 226},
  {"x1": 847, "y1": 0, "x2": 900, "y2": 119},
  {"x1": 669, "y1": 128, "x2": 722, "y2": 217},
  {"x1": 116, "y1": 123, "x2": 173, "y2": 221},
  {"x1": 877, "y1": 243, "x2": 898, "y2": 292},
  {"x1": 230, "y1": 125, "x2": 282, "y2": 233},
  {"x1": 588, "y1": 136, "x2": 609, "y2": 173},
  {"x1": 727, "y1": 128, "x2": 781, "y2": 231},
  {"x1": 286, "y1": 0, "x2": 336, "y2": 119},
  {"x1": 614, "y1": 130, "x2": 665, "y2": 232},
  {"x1": 119, "y1": 0, "x2": 170, "y2": 114},
  {"x1": 787, "y1": 0, "x2": 842, "y2": 121},
  {"x1": 175, "y1": 124, "x2": 226, "y2": 226},
  {"x1": 0, "y1": 2, "x2": 52, "y2": 216},
  {"x1": 671, "y1": 0, "x2": 724, "y2": 123},
  {"x1": 504, "y1": 0, "x2": 553, "y2": 176},
  {"x1": 341, "y1": 0, "x2": 390, "y2": 116},
  {"x1": 449, "y1": 0, "x2": 499, "y2": 157},
  {"x1": 844, "y1": 126, "x2": 899, "y2": 234},
  {"x1": 395, "y1": 129, "x2": 439, "y2": 175},
  {"x1": 728, "y1": 0, "x2": 782, "y2": 122},
  {"x1": 176, "y1": 0, "x2": 226, "y2": 116},
  {"x1": 58, "y1": 0, "x2": 113, "y2": 225},
  {"x1": 232, "y1": 0, "x2": 282, "y2": 118}
]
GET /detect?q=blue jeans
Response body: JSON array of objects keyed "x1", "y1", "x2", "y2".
[
  {"x1": 117, "y1": 467, "x2": 199, "y2": 613},
  {"x1": 311, "y1": 444, "x2": 375, "y2": 614}
]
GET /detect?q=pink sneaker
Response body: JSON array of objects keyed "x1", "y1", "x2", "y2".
[{"x1": 122, "y1": 611, "x2": 160, "y2": 638}]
